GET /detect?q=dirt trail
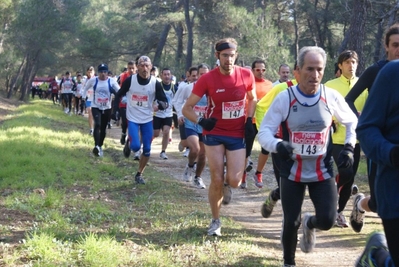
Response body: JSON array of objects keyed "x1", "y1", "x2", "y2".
[{"x1": 105, "y1": 124, "x2": 380, "y2": 267}]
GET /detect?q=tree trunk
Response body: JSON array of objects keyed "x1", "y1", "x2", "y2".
[
  {"x1": 292, "y1": 0, "x2": 299, "y2": 61},
  {"x1": 184, "y1": 0, "x2": 194, "y2": 71},
  {"x1": 7, "y1": 55, "x2": 26, "y2": 99},
  {"x1": 153, "y1": 24, "x2": 172, "y2": 67},
  {"x1": 174, "y1": 22, "x2": 184, "y2": 72},
  {"x1": 346, "y1": 0, "x2": 369, "y2": 74}
]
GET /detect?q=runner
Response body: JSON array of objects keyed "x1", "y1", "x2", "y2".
[
  {"x1": 345, "y1": 23, "x2": 399, "y2": 233},
  {"x1": 174, "y1": 64, "x2": 210, "y2": 189},
  {"x1": 84, "y1": 66, "x2": 95, "y2": 135},
  {"x1": 59, "y1": 71, "x2": 76, "y2": 115},
  {"x1": 325, "y1": 50, "x2": 367, "y2": 228},
  {"x1": 182, "y1": 38, "x2": 256, "y2": 236},
  {"x1": 355, "y1": 59, "x2": 399, "y2": 267},
  {"x1": 241, "y1": 59, "x2": 273, "y2": 189},
  {"x1": 272, "y1": 64, "x2": 291, "y2": 87},
  {"x1": 83, "y1": 64, "x2": 120, "y2": 157},
  {"x1": 153, "y1": 67, "x2": 177, "y2": 160},
  {"x1": 115, "y1": 56, "x2": 169, "y2": 185},
  {"x1": 258, "y1": 46, "x2": 357, "y2": 266}
]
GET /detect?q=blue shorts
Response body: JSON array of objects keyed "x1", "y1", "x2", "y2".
[
  {"x1": 203, "y1": 134, "x2": 245, "y2": 151},
  {"x1": 185, "y1": 127, "x2": 203, "y2": 142},
  {"x1": 86, "y1": 100, "x2": 91, "y2": 108}
]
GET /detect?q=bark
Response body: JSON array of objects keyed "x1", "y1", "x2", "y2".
[
  {"x1": 347, "y1": 0, "x2": 369, "y2": 74},
  {"x1": 174, "y1": 22, "x2": 184, "y2": 71},
  {"x1": 7, "y1": 55, "x2": 26, "y2": 99},
  {"x1": 153, "y1": 24, "x2": 172, "y2": 67},
  {"x1": 184, "y1": 0, "x2": 194, "y2": 71}
]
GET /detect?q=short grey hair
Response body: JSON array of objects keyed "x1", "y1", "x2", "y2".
[{"x1": 297, "y1": 46, "x2": 327, "y2": 68}]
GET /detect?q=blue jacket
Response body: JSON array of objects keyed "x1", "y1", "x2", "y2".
[{"x1": 356, "y1": 60, "x2": 399, "y2": 220}]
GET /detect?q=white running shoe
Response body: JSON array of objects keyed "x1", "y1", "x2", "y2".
[
  {"x1": 193, "y1": 177, "x2": 206, "y2": 189},
  {"x1": 300, "y1": 213, "x2": 316, "y2": 253},
  {"x1": 134, "y1": 150, "x2": 141, "y2": 161},
  {"x1": 207, "y1": 219, "x2": 221, "y2": 236},
  {"x1": 183, "y1": 164, "x2": 195, "y2": 182},
  {"x1": 160, "y1": 152, "x2": 168, "y2": 160},
  {"x1": 183, "y1": 148, "x2": 190, "y2": 157},
  {"x1": 335, "y1": 212, "x2": 349, "y2": 228},
  {"x1": 222, "y1": 184, "x2": 232, "y2": 205}
]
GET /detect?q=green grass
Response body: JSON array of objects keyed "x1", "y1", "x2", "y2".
[{"x1": 0, "y1": 100, "x2": 281, "y2": 266}]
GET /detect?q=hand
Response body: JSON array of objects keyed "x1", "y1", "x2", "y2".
[
  {"x1": 390, "y1": 145, "x2": 399, "y2": 169},
  {"x1": 178, "y1": 116, "x2": 185, "y2": 125},
  {"x1": 157, "y1": 100, "x2": 168, "y2": 110},
  {"x1": 198, "y1": 117, "x2": 217, "y2": 131},
  {"x1": 245, "y1": 117, "x2": 256, "y2": 140},
  {"x1": 337, "y1": 143, "x2": 354, "y2": 169},
  {"x1": 276, "y1": 141, "x2": 294, "y2": 161}
]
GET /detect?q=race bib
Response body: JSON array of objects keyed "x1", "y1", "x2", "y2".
[
  {"x1": 193, "y1": 105, "x2": 207, "y2": 117},
  {"x1": 97, "y1": 97, "x2": 108, "y2": 106},
  {"x1": 291, "y1": 131, "x2": 326, "y2": 156},
  {"x1": 222, "y1": 99, "x2": 244, "y2": 119},
  {"x1": 132, "y1": 94, "x2": 148, "y2": 107}
]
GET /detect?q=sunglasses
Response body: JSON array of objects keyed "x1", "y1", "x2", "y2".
[{"x1": 255, "y1": 68, "x2": 266, "y2": 72}]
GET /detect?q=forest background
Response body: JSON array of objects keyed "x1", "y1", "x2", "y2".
[{"x1": 1, "y1": 0, "x2": 399, "y2": 101}]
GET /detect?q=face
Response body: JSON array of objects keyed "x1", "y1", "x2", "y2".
[
  {"x1": 198, "y1": 67, "x2": 209, "y2": 78},
  {"x1": 386, "y1": 34, "x2": 399, "y2": 61},
  {"x1": 161, "y1": 70, "x2": 171, "y2": 84},
  {"x1": 216, "y1": 48, "x2": 238, "y2": 74},
  {"x1": 339, "y1": 57, "x2": 357, "y2": 79},
  {"x1": 87, "y1": 69, "x2": 95, "y2": 78},
  {"x1": 189, "y1": 70, "x2": 199, "y2": 83},
  {"x1": 98, "y1": 70, "x2": 108, "y2": 80},
  {"x1": 77, "y1": 75, "x2": 82, "y2": 82},
  {"x1": 278, "y1": 66, "x2": 290, "y2": 82},
  {"x1": 252, "y1": 63, "x2": 266, "y2": 79},
  {"x1": 137, "y1": 62, "x2": 152, "y2": 79},
  {"x1": 127, "y1": 64, "x2": 136, "y2": 75},
  {"x1": 298, "y1": 52, "x2": 325, "y2": 95}
]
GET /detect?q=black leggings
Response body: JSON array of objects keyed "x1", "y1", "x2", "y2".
[
  {"x1": 382, "y1": 218, "x2": 399, "y2": 267},
  {"x1": 62, "y1": 93, "x2": 73, "y2": 111},
  {"x1": 332, "y1": 143, "x2": 361, "y2": 213},
  {"x1": 270, "y1": 152, "x2": 282, "y2": 200},
  {"x1": 280, "y1": 177, "x2": 337, "y2": 265},
  {"x1": 119, "y1": 107, "x2": 127, "y2": 134},
  {"x1": 91, "y1": 108, "x2": 111, "y2": 147}
]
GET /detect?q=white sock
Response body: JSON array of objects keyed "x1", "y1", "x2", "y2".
[{"x1": 357, "y1": 198, "x2": 365, "y2": 213}]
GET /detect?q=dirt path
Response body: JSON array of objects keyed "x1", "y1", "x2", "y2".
[{"x1": 104, "y1": 123, "x2": 380, "y2": 267}]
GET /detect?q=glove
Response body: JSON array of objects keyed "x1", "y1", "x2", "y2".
[
  {"x1": 111, "y1": 111, "x2": 119, "y2": 121},
  {"x1": 337, "y1": 143, "x2": 354, "y2": 169},
  {"x1": 157, "y1": 100, "x2": 169, "y2": 110},
  {"x1": 245, "y1": 117, "x2": 256, "y2": 140},
  {"x1": 390, "y1": 145, "x2": 399, "y2": 169},
  {"x1": 121, "y1": 96, "x2": 127, "y2": 104},
  {"x1": 198, "y1": 117, "x2": 217, "y2": 131},
  {"x1": 276, "y1": 141, "x2": 294, "y2": 161}
]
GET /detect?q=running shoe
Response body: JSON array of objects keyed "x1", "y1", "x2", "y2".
[
  {"x1": 245, "y1": 160, "x2": 253, "y2": 172},
  {"x1": 183, "y1": 164, "x2": 195, "y2": 182},
  {"x1": 123, "y1": 139, "x2": 131, "y2": 158},
  {"x1": 193, "y1": 177, "x2": 206, "y2": 189},
  {"x1": 99, "y1": 147, "x2": 103, "y2": 157},
  {"x1": 133, "y1": 150, "x2": 141, "y2": 161},
  {"x1": 135, "y1": 174, "x2": 145, "y2": 184},
  {"x1": 183, "y1": 148, "x2": 190, "y2": 157},
  {"x1": 178, "y1": 142, "x2": 184, "y2": 152},
  {"x1": 240, "y1": 172, "x2": 247, "y2": 189},
  {"x1": 299, "y1": 212, "x2": 316, "y2": 253},
  {"x1": 207, "y1": 218, "x2": 221, "y2": 236},
  {"x1": 160, "y1": 152, "x2": 168, "y2": 160},
  {"x1": 253, "y1": 172, "x2": 264, "y2": 188},
  {"x1": 261, "y1": 192, "x2": 277, "y2": 218},
  {"x1": 89, "y1": 129, "x2": 93, "y2": 135},
  {"x1": 120, "y1": 133, "x2": 126, "y2": 145},
  {"x1": 335, "y1": 212, "x2": 349, "y2": 228},
  {"x1": 222, "y1": 184, "x2": 232, "y2": 205},
  {"x1": 350, "y1": 193, "x2": 366, "y2": 233},
  {"x1": 92, "y1": 145, "x2": 100, "y2": 157},
  {"x1": 351, "y1": 184, "x2": 359, "y2": 195},
  {"x1": 356, "y1": 232, "x2": 388, "y2": 267}
]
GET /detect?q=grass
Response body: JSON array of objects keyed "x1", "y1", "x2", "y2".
[
  {"x1": 0, "y1": 100, "x2": 280, "y2": 266},
  {"x1": 0, "y1": 99, "x2": 384, "y2": 266}
]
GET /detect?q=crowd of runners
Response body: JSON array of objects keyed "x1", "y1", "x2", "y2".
[{"x1": 38, "y1": 25, "x2": 399, "y2": 267}]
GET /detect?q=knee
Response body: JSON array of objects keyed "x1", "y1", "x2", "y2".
[{"x1": 316, "y1": 214, "x2": 335, "y2": 230}]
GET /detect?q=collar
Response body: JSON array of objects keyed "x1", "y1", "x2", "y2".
[{"x1": 338, "y1": 74, "x2": 356, "y2": 84}]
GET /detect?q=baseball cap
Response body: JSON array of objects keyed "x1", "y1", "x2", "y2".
[{"x1": 98, "y1": 64, "x2": 108, "y2": 72}]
